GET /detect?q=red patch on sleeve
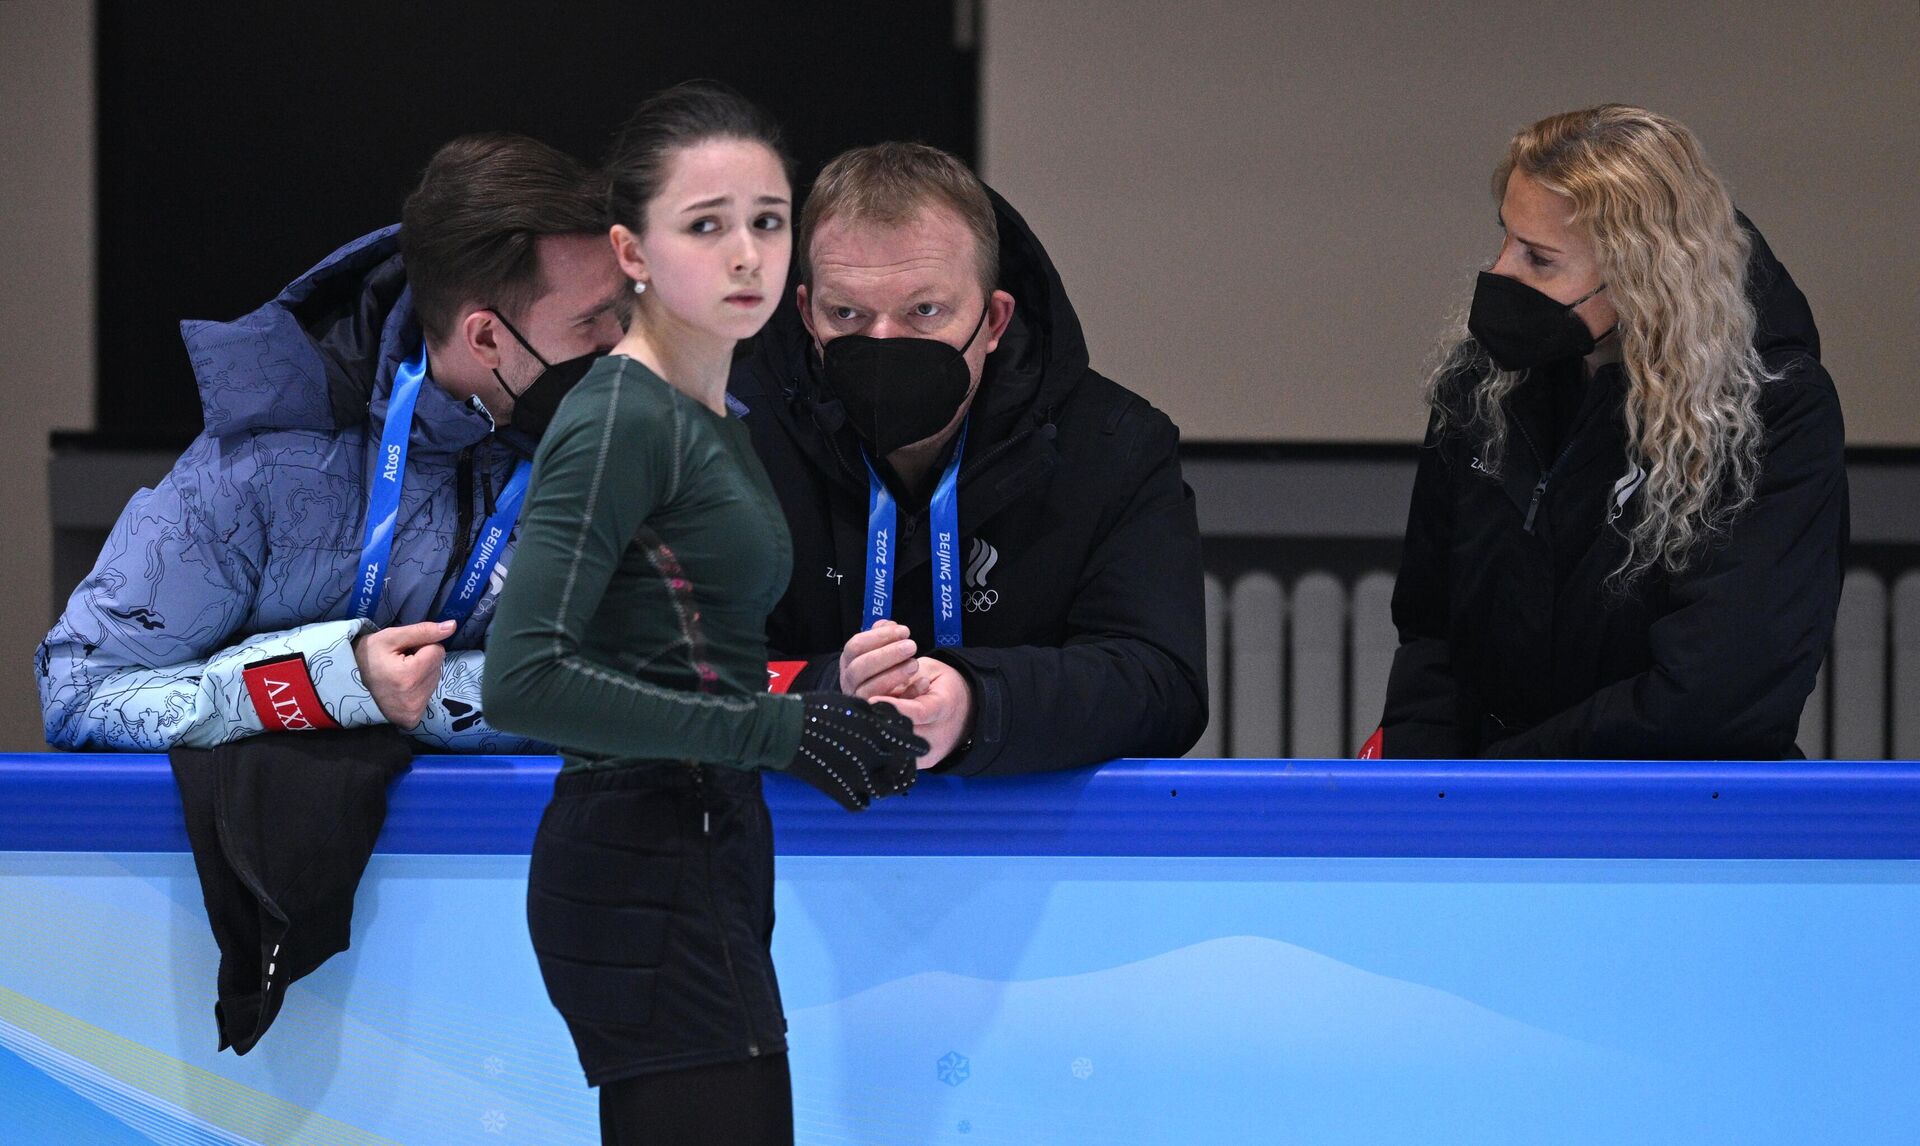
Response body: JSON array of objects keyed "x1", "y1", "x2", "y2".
[
  {"x1": 766, "y1": 661, "x2": 809, "y2": 695},
  {"x1": 242, "y1": 653, "x2": 340, "y2": 732},
  {"x1": 1358, "y1": 727, "x2": 1384, "y2": 759}
]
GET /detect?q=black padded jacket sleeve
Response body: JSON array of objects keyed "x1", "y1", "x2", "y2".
[{"x1": 1381, "y1": 411, "x2": 1473, "y2": 758}]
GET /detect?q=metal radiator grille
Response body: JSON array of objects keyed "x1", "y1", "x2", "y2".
[{"x1": 1192, "y1": 568, "x2": 1920, "y2": 760}]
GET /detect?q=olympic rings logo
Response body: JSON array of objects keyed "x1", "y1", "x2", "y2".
[{"x1": 964, "y1": 589, "x2": 999, "y2": 613}]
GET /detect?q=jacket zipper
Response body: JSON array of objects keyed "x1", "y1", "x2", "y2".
[
  {"x1": 431, "y1": 446, "x2": 478, "y2": 605},
  {"x1": 957, "y1": 421, "x2": 1041, "y2": 484},
  {"x1": 1523, "y1": 476, "x2": 1550, "y2": 534},
  {"x1": 688, "y1": 763, "x2": 760, "y2": 1057},
  {"x1": 1510, "y1": 418, "x2": 1571, "y2": 536},
  {"x1": 1512, "y1": 368, "x2": 1617, "y2": 535}
]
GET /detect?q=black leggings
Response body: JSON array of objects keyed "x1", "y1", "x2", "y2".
[{"x1": 598, "y1": 1053, "x2": 793, "y2": 1146}]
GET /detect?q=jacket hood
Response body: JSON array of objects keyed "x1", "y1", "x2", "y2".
[
  {"x1": 1739, "y1": 213, "x2": 1820, "y2": 364},
  {"x1": 740, "y1": 184, "x2": 1094, "y2": 468},
  {"x1": 179, "y1": 225, "x2": 494, "y2": 452},
  {"x1": 972, "y1": 184, "x2": 1093, "y2": 425}
]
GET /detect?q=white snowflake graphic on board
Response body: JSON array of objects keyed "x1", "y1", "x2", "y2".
[
  {"x1": 481, "y1": 1109, "x2": 507, "y2": 1133},
  {"x1": 1071, "y1": 1057, "x2": 1094, "y2": 1080},
  {"x1": 482, "y1": 1055, "x2": 505, "y2": 1078}
]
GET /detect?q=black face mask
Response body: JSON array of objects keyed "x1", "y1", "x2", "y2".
[
  {"x1": 1467, "y1": 272, "x2": 1609, "y2": 371},
  {"x1": 819, "y1": 305, "x2": 990, "y2": 455},
  {"x1": 492, "y1": 311, "x2": 599, "y2": 439}
]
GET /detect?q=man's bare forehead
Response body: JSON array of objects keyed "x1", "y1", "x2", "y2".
[{"x1": 809, "y1": 211, "x2": 974, "y2": 273}]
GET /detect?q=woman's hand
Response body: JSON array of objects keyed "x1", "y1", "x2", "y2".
[{"x1": 786, "y1": 693, "x2": 928, "y2": 810}]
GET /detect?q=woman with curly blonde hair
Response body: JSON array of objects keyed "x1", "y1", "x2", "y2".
[{"x1": 1379, "y1": 104, "x2": 1847, "y2": 759}]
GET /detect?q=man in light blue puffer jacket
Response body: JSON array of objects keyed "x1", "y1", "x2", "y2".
[{"x1": 38, "y1": 133, "x2": 626, "y2": 751}]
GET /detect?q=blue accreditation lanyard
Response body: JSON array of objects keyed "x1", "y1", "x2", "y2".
[
  {"x1": 861, "y1": 421, "x2": 968, "y2": 648},
  {"x1": 351, "y1": 343, "x2": 531, "y2": 626},
  {"x1": 438, "y1": 461, "x2": 531, "y2": 626}
]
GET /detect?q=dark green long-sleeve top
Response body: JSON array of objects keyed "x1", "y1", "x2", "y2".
[{"x1": 482, "y1": 356, "x2": 803, "y2": 773}]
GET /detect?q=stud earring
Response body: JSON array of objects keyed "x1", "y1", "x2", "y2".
[{"x1": 633, "y1": 280, "x2": 648, "y2": 295}]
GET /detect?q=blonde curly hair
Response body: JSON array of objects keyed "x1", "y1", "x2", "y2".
[{"x1": 1428, "y1": 104, "x2": 1769, "y2": 583}]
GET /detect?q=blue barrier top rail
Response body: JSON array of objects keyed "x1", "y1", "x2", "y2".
[{"x1": 3, "y1": 755, "x2": 1918, "y2": 859}]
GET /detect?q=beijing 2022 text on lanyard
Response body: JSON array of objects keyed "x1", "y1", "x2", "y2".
[
  {"x1": 350, "y1": 342, "x2": 531, "y2": 628},
  {"x1": 861, "y1": 421, "x2": 968, "y2": 648}
]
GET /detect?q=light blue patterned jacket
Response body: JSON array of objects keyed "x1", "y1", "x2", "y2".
[{"x1": 39, "y1": 227, "x2": 542, "y2": 752}]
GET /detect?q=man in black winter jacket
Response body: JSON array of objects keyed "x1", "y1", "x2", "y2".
[{"x1": 728, "y1": 143, "x2": 1207, "y2": 775}]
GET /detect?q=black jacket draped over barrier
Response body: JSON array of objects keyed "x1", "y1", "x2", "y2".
[
  {"x1": 1382, "y1": 221, "x2": 1847, "y2": 759},
  {"x1": 170, "y1": 727, "x2": 411, "y2": 1053},
  {"x1": 729, "y1": 189, "x2": 1208, "y2": 775}
]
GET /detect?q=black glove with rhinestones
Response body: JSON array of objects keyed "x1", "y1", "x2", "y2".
[{"x1": 785, "y1": 692, "x2": 927, "y2": 811}]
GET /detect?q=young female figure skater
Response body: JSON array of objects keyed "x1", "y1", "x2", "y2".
[
  {"x1": 484, "y1": 83, "x2": 925, "y2": 1144},
  {"x1": 1381, "y1": 104, "x2": 1845, "y2": 759}
]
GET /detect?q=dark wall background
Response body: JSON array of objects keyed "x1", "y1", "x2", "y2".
[{"x1": 95, "y1": 0, "x2": 978, "y2": 440}]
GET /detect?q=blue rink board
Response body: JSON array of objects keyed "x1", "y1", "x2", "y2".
[
  {"x1": 3, "y1": 852, "x2": 1918, "y2": 1145},
  {"x1": 3, "y1": 756, "x2": 1919, "y2": 1144}
]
